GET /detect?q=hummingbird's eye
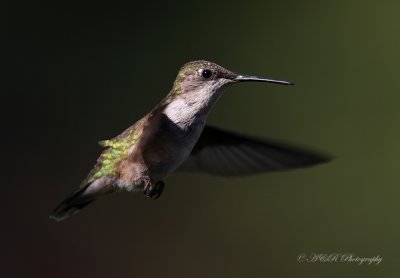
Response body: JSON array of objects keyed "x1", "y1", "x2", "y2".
[{"x1": 201, "y1": 69, "x2": 212, "y2": 79}]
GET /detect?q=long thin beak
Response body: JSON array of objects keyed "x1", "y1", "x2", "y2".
[{"x1": 233, "y1": 75, "x2": 293, "y2": 85}]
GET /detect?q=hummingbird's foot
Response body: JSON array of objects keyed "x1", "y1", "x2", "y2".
[{"x1": 143, "y1": 181, "x2": 165, "y2": 200}]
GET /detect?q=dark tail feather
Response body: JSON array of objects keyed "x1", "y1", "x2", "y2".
[{"x1": 50, "y1": 185, "x2": 96, "y2": 222}]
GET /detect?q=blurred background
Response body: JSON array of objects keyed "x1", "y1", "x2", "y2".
[{"x1": 4, "y1": 1, "x2": 400, "y2": 277}]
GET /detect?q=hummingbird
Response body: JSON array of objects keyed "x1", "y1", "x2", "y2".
[{"x1": 50, "y1": 60, "x2": 330, "y2": 221}]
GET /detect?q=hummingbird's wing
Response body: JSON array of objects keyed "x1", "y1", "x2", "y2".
[{"x1": 178, "y1": 125, "x2": 331, "y2": 176}]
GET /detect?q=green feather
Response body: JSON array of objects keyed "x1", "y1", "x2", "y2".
[{"x1": 83, "y1": 126, "x2": 142, "y2": 185}]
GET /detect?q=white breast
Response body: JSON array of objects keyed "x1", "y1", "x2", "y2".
[{"x1": 163, "y1": 98, "x2": 199, "y2": 129}]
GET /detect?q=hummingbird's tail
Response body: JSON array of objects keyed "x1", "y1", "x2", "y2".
[
  {"x1": 50, "y1": 177, "x2": 113, "y2": 221},
  {"x1": 49, "y1": 185, "x2": 96, "y2": 222}
]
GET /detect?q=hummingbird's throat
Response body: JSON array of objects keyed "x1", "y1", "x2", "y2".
[{"x1": 164, "y1": 82, "x2": 225, "y2": 129}]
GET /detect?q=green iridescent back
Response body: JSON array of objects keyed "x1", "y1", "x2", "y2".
[{"x1": 82, "y1": 123, "x2": 143, "y2": 186}]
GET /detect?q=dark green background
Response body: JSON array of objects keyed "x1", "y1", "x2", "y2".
[{"x1": 5, "y1": 1, "x2": 399, "y2": 277}]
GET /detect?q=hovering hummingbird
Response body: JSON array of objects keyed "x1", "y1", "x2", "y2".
[{"x1": 50, "y1": 60, "x2": 330, "y2": 221}]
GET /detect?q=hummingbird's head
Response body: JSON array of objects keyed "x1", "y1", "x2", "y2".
[
  {"x1": 167, "y1": 60, "x2": 293, "y2": 117},
  {"x1": 171, "y1": 60, "x2": 293, "y2": 98}
]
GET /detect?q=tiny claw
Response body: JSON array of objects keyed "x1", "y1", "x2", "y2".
[{"x1": 143, "y1": 181, "x2": 165, "y2": 200}]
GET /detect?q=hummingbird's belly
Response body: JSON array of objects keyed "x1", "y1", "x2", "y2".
[{"x1": 141, "y1": 116, "x2": 205, "y2": 182}]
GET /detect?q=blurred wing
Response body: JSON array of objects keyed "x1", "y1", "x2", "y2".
[{"x1": 178, "y1": 125, "x2": 331, "y2": 176}]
